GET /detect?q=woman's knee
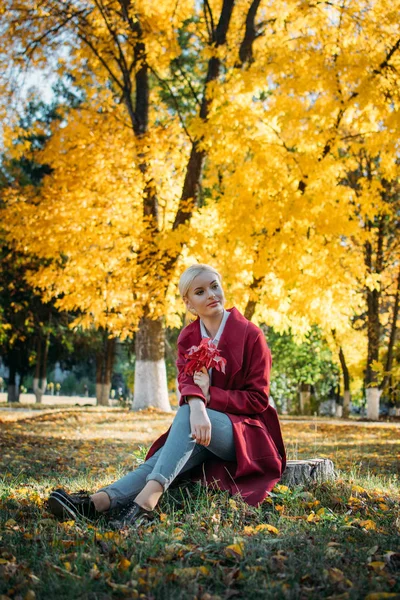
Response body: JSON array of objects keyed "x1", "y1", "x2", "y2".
[{"x1": 169, "y1": 403, "x2": 191, "y2": 436}]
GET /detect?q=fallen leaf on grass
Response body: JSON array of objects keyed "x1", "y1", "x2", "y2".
[
  {"x1": 172, "y1": 527, "x2": 185, "y2": 540},
  {"x1": 351, "y1": 484, "x2": 366, "y2": 494},
  {"x1": 307, "y1": 512, "x2": 320, "y2": 523},
  {"x1": 27, "y1": 573, "x2": 40, "y2": 586},
  {"x1": 162, "y1": 542, "x2": 193, "y2": 561},
  {"x1": 118, "y1": 558, "x2": 131, "y2": 572},
  {"x1": 46, "y1": 562, "x2": 82, "y2": 580},
  {"x1": 359, "y1": 519, "x2": 377, "y2": 531},
  {"x1": 368, "y1": 561, "x2": 386, "y2": 572},
  {"x1": 225, "y1": 543, "x2": 244, "y2": 559},
  {"x1": 107, "y1": 579, "x2": 138, "y2": 596},
  {"x1": 325, "y1": 546, "x2": 344, "y2": 558},
  {"x1": 60, "y1": 520, "x2": 75, "y2": 528},
  {"x1": 90, "y1": 564, "x2": 100, "y2": 579},
  {"x1": 242, "y1": 524, "x2": 279, "y2": 535},
  {"x1": 173, "y1": 566, "x2": 210, "y2": 581},
  {"x1": 326, "y1": 568, "x2": 344, "y2": 583},
  {"x1": 256, "y1": 523, "x2": 279, "y2": 534},
  {"x1": 273, "y1": 484, "x2": 289, "y2": 493},
  {"x1": 4, "y1": 519, "x2": 17, "y2": 529}
]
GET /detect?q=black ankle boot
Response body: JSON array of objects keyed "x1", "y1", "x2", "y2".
[
  {"x1": 108, "y1": 501, "x2": 154, "y2": 530},
  {"x1": 47, "y1": 488, "x2": 100, "y2": 521}
]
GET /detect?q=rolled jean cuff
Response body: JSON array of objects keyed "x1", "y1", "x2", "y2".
[{"x1": 145, "y1": 472, "x2": 169, "y2": 490}]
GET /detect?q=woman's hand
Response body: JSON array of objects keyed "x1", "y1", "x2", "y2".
[
  {"x1": 188, "y1": 399, "x2": 212, "y2": 446},
  {"x1": 193, "y1": 367, "x2": 210, "y2": 404}
]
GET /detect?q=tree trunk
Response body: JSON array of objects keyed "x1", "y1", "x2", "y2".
[
  {"x1": 244, "y1": 273, "x2": 264, "y2": 321},
  {"x1": 366, "y1": 387, "x2": 382, "y2": 420},
  {"x1": 132, "y1": 315, "x2": 171, "y2": 412},
  {"x1": 7, "y1": 361, "x2": 19, "y2": 403},
  {"x1": 299, "y1": 383, "x2": 311, "y2": 415},
  {"x1": 33, "y1": 336, "x2": 48, "y2": 403},
  {"x1": 381, "y1": 265, "x2": 400, "y2": 392},
  {"x1": 364, "y1": 216, "x2": 384, "y2": 418},
  {"x1": 338, "y1": 346, "x2": 350, "y2": 417},
  {"x1": 96, "y1": 334, "x2": 116, "y2": 406},
  {"x1": 96, "y1": 382, "x2": 112, "y2": 406},
  {"x1": 280, "y1": 458, "x2": 336, "y2": 487},
  {"x1": 343, "y1": 390, "x2": 351, "y2": 418},
  {"x1": 33, "y1": 377, "x2": 47, "y2": 403}
]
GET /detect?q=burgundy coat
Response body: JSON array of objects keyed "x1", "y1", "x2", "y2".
[{"x1": 146, "y1": 307, "x2": 286, "y2": 506}]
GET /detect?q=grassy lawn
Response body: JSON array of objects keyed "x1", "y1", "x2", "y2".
[{"x1": 0, "y1": 407, "x2": 399, "y2": 600}]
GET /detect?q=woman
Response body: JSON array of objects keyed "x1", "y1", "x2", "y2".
[{"x1": 48, "y1": 264, "x2": 286, "y2": 528}]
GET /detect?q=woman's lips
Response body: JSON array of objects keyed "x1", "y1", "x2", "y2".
[{"x1": 208, "y1": 301, "x2": 219, "y2": 307}]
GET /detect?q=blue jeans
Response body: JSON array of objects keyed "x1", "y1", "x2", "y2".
[{"x1": 99, "y1": 404, "x2": 236, "y2": 510}]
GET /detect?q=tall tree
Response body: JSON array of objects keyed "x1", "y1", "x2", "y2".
[{"x1": 344, "y1": 153, "x2": 400, "y2": 419}]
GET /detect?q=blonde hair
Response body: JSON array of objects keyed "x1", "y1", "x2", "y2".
[{"x1": 178, "y1": 264, "x2": 222, "y2": 299}]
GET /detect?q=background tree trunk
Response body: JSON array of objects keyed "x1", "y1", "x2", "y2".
[
  {"x1": 339, "y1": 346, "x2": 351, "y2": 417},
  {"x1": 299, "y1": 383, "x2": 311, "y2": 415},
  {"x1": 381, "y1": 265, "x2": 400, "y2": 393},
  {"x1": 96, "y1": 334, "x2": 116, "y2": 406},
  {"x1": 33, "y1": 336, "x2": 48, "y2": 403},
  {"x1": 7, "y1": 360, "x2": 19, "y2": 403},
  {"x1": 365, "y1": 282, "x2": 381, "y2": 419},
  {"x1": 364, "y1": 215, "x2": 384, "y2": 419},
  {"x1": 132, "y1": 315, "x2": 171, "y2": 412},
  {"x1": 366, "y1": 387, "x2": 382, "y2": 420}
]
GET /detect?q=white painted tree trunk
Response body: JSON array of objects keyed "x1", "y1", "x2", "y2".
[
  {"x1": 132, "y1": 359, "x2": 171, "y2": 412},
  {"x1": 366, "y1": 387, "x2": 382, "y2": 420},
  {"x1": 343, "y1": 390, "x2": 351, "y2": 418},
  {"x1": 33, "y1": 378, "x2": 47, "y2": 404},
  {"x1": 96, "y1": 382, "x2": 111, "y2": 406},
  {"x1": 281, "y1": 458, "x2": 336, "y2": 486},
  {"x1": 131, "y1": 315, "x2": 171, "y2": 412},
  {"x1": 335, "y1": 404, "x2": 343, "y2": 418}
]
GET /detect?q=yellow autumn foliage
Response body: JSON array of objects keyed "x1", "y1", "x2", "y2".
[{"x1": 0, "y1": 0, "x2": 398, "y2": 369}]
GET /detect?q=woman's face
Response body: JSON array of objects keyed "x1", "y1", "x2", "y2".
[{"x1": 184, "y1": 271, "x2": 225, "y2": 318}]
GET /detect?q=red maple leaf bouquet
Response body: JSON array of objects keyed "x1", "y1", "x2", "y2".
[{"x1": 183, "y1": 338, "x2": 227, "y2": 377}]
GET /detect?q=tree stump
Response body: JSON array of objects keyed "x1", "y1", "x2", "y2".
[{"x1": 280, "y1": 458, "x2": 336, "y2": 487}]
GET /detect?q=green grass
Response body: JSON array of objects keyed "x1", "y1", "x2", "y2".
[{"x1": 0, "y1": 409, "x2": 399, "y2": 600}]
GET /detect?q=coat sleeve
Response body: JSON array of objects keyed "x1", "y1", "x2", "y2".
[
  {"x1": 208, "y1": 332, "x2": 271, "y2": 415},
  {"x1": 176, "y1": 337, "x2": 206, "y2": 405}
]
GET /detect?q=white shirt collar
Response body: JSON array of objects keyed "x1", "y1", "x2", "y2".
[{"x1": 200, "y1": 308, "x2": 230, "y2": 345}]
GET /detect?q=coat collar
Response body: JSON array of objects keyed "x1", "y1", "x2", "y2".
[{"x1": 180, "y1": 307, "x2": 249, "y2": 383}]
